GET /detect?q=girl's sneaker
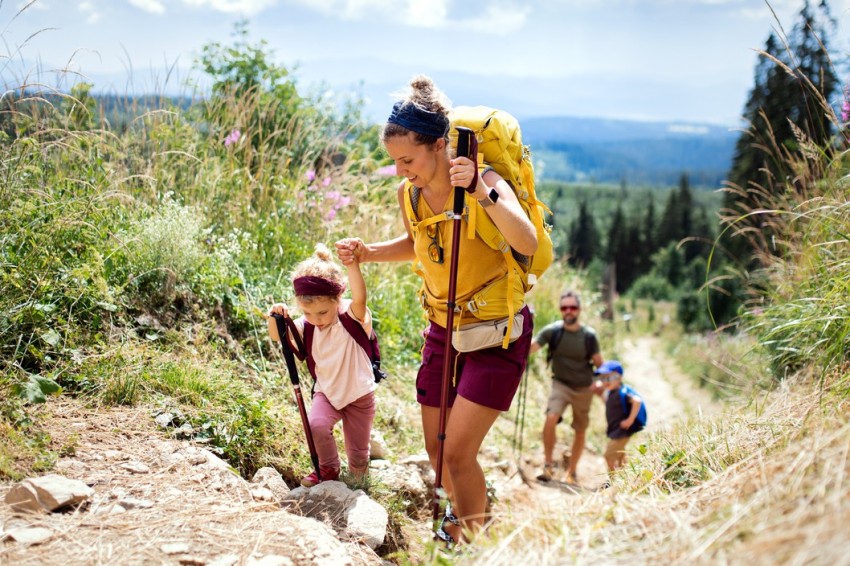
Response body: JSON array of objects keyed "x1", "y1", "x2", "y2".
[{"x1": 301, "y1": 466, "x2": 339, "y2": 487}]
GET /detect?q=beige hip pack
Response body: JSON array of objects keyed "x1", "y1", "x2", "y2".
[{"x1": 452, "y1": 312, "x2": 524, "y2": 353}]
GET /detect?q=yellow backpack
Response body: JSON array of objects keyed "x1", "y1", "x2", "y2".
[{"x1": 404, "y1": 105, "x2": 554, "y2": 347}]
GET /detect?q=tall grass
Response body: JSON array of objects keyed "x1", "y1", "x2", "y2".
[{"x1": 0, "y1": 12, "x2": 406, "y2": 482}]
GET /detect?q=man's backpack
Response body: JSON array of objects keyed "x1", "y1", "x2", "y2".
[
  {"x1": 292, "y1": 312, "x2": 388, "y2": 387},
  {"x1": 546, "y1": 325, "x2": 595, "y2": 366},
  {"x1": 403, "y1": 106, "x2": 554, "y2": 348},
  {"x1": 619, "y1": 384, "x2": 647, "y2": 434}
]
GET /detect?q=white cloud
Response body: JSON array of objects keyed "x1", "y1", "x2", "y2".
[
  {"x1": 289, "y1": 0, "x2": 528, "y2": 32},
  {"x1": 129, "y1": 0, "x2": 166, "y2": 14},
  {"x1": 467, "y1": 3, "x2": 529, "y2": 34},
  {"x1": 403, "y1": 0, "x2": 447, "y2": 28},
  {"x1": 78, "y1": 0, "x2": 101, "y2": 24},
  {"x1": 181, "y1": 0, "x2": 278, "y2": 15}
]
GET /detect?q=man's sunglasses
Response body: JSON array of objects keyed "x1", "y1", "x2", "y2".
[{"x1": 560, "y1": 305, "x2": 579, "y2": 312}]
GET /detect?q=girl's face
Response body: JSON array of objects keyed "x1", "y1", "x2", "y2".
[
  {"x1": 384, "y1": 133, "x2": 445, "y2": 188},
  {"x1": 296, "y1": 296, "x2": 339, "y2": 330}
]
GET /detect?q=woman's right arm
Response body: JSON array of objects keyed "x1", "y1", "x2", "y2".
[{"x1": 337, "y1": 182, "x2": 416, "y2": 265}]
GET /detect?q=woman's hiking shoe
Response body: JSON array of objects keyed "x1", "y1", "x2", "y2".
[
  {"x1": 434, "y1": 501, "x2": 460, "y2": 550},
  {"x1": 536, "y1": 463, "x2": 555, "y2": 482},
  {"x1": 300, "y1": 466, "x2": 339, "y2": 487},
  {"x1": 435, "y1": 523, "x2": 456, "y2": 549},
  {"x1": 441, "y1": 502, "x2": 460, "y2": 529}
]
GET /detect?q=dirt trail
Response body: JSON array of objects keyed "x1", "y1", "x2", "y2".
[
  {"x1": 619, "y1": 335, "x2": 721, "y2": 430},
  {"x1": 498, "y1": 333, "x2": 722, "y2": 504},
  {"x1": 1, "y1": 334, "x2": 723, "y2": 563}
]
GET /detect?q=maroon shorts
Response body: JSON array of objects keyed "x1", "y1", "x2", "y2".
[{"x1": 416, "y1": 306, "x2": 533, "y2": 412}]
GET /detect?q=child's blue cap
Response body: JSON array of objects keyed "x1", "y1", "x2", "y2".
[{"x1": 595, "y1": 360, "x2": 623, "y2": 375}]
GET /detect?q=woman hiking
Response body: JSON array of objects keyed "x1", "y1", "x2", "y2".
[
  {"x1": 268, "y1": 243, "x2": 376, "y2": 487},
  {"x1": 336, "y1": 75, "x2": 537, "y2": 546}
]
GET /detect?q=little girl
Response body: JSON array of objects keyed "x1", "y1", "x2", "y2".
[{"x1": 268, "y1": 241, "x2": 375, "y2": 487}]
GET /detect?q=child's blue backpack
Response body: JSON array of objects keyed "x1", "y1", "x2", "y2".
[{"x1": 620, "y1": 384, "x2": 647, "y2": 434}]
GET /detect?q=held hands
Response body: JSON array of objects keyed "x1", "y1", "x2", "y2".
[{"x1": 335, "y1": 238, "x2": 365, "y2": 266}]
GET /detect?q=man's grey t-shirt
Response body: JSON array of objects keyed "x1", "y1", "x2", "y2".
[{"x1": 534, "y1": 321, "x2": 599, "y2": 388}]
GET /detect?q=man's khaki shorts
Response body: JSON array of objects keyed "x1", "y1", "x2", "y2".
[{"x1": 545, "y1": 380, "x2": 594, "y2": 432}]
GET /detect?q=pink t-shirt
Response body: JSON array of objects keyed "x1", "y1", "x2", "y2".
[{"x1": 295, "y1": 300, "x2": 376, "y2": 410}]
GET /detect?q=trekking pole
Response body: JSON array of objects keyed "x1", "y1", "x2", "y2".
[
  {"x1": 269, "y1": 313, "x2": 321, "y2": 482},
  {"x1": 433, "y1": 126, "x2": 477, "y2": 524},
  {"x1": 517, "y1": 307, "x2": 534, "y2": 457}
]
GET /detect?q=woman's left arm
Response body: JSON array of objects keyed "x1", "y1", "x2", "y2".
[{"x1": 449, "y1": 158, "x2": 537, "y2": 256}]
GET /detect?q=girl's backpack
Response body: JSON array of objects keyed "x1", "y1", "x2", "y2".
[{"x1": 290, "y1": 313, "x2": 388, "y2": 388}]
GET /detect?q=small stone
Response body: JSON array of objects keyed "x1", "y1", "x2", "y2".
[
  {"x1": 6, "y1": 525, "x2": 53, "y2": 545},
  {"x1": 161, "y1": 542, "x2": 190, "y2": 554},
  {"x1": 119, "y1": 461, "x2": 150, "y2": 474},
  {"x1": 250, "y1": 487, "x2": 275, "y2": 501}
]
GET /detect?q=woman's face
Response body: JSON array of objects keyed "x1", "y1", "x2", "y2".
[
  {"x1": 384, "y1": 133, "x2": 444, "y2": 188},
  {"x1": 296, "y1": 296, "x2": 339, "y2": 330}
]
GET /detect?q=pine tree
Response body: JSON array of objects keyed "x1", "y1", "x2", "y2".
[
  {"x1": 657, "y1": 187, "x2": 681, "y2": 249},
  {"x1": 723, "y1": 0, "x2": 838, "y2": 257},
  {"x1": 567, "y1": 199, "x2": 600, "y2": 268},
  {"x1": 640, "y1": 194, "x2": 658, "y2": 274}
]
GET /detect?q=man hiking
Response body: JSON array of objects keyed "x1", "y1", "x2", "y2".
[{"x1": 529, "y1": 290, "x2": 603, "y2": 484}]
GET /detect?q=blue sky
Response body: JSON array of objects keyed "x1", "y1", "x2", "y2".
[{"x1": 2, "y1": 0, "x2": 849, "y2": 126}]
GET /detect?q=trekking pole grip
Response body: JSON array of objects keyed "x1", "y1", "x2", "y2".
[{"x1": 455, "y1": 126, "x2": 478, "y2": 200}]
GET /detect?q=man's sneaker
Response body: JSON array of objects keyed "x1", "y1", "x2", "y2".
[
  {"x1": 301, "y1": 466, "x2": 339, "y2": 487},
  {"x1": 536, "y1": 464, "x2": 555, "y2": 482},
  {"x1": 563, "y1": 470, "x2": 578, "y2": 485}
]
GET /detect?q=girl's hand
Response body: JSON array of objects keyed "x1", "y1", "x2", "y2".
[
  {"x1": 268, "y1": 303, "x2": 289, "y2": 318},
  {"x1": 335, "y1": 238, "x2": 366, "y2": 265},
  {"x1": 619, "y1": 418, "x2": 634, "y2": 430}
]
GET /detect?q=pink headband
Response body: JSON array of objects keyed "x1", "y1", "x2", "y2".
[{"x1": 293, "y1": 276, "x2": 344, "y2": 297}]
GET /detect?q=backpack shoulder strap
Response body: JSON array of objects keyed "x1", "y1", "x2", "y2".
[
  {"x1": 546, "y1": 324, "x2": 565, "y2": 364},
  {"x1": 338, "y1": 312, "x2": 376, "y2": 361},
  {"x1": 619, "y1": 385, "x2": 631, "y2": 411},
  {"x1": 302, "y1": 322, "x2": 318, "y2": 386}
]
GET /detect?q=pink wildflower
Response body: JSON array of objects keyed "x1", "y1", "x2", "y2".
[
  {"x1": 842, "y1": 84, "x2": 850, "y2": 123},
  {"x1": 322, "y1": 176, "x2": 332, "y2": 187},
  {"x1": 305, "y1": 170, "x2": 316, "y2": 182},
  {"x1": 224, "y1": 128, "x2": 241, "y2": 147},
  {"x1": 326, "y1": 209, "x2": 337, "y2": 221},
  {"x1": 376, "y1": 164, "x2": 397, "y2": 177}
]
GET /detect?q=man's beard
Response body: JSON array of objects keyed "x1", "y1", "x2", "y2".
[{"x1": 562, "y1": 314, "x2": 578, "y2": 325}]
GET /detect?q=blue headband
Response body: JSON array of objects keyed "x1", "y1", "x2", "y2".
[{"x1": 387, "y1": 101, "x2": 449, "y2": 139}]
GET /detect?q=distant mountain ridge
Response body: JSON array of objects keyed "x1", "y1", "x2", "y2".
[{"x1": 521, "y1": 115, "x2": 739, "y2": 188}]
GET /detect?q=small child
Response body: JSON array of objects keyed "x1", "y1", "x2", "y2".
[
  {"x1": 268, "y1": 241, "x2": 376, "y2": 487},
  {"x1": 591, "y1": 360, "x2": 646, "y2": 473}
]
